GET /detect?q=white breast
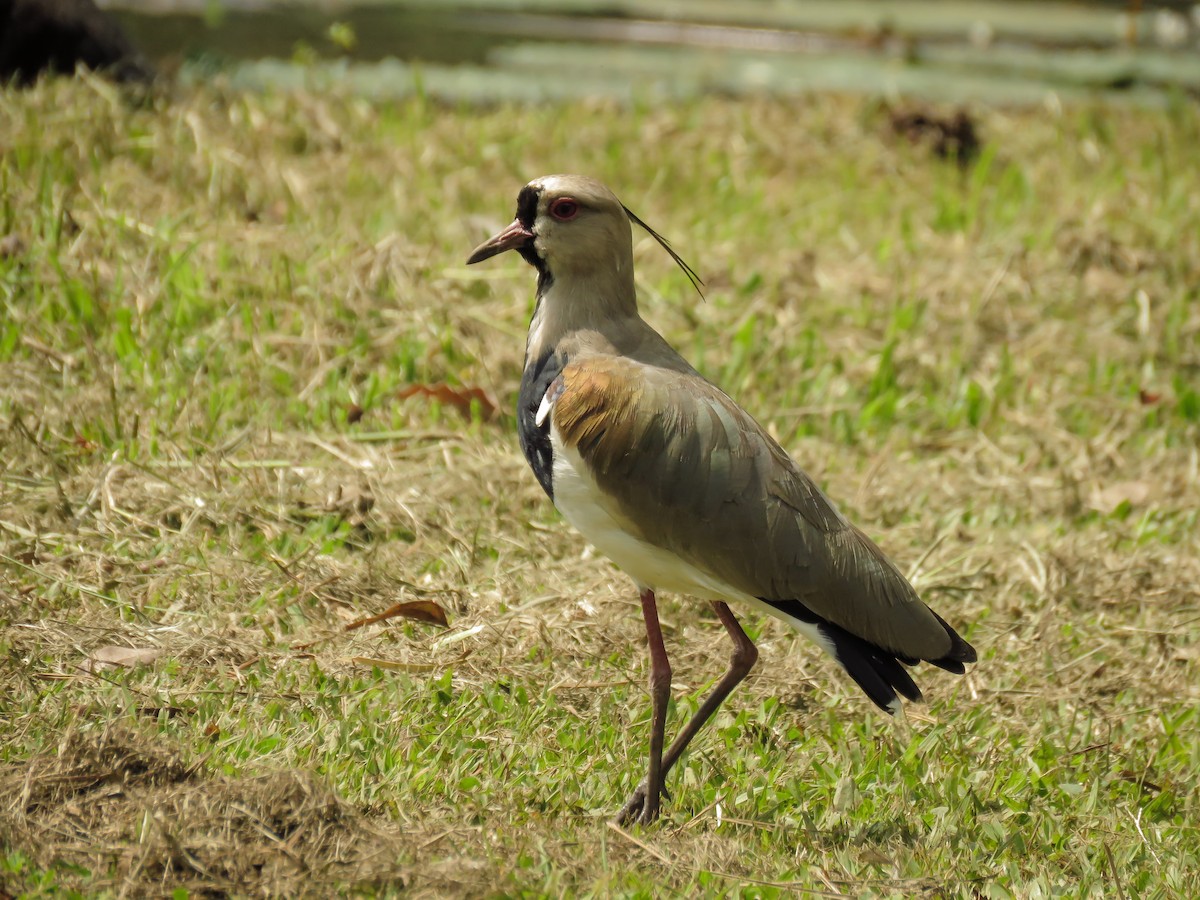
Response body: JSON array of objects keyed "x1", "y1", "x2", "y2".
[{"x1": 549, "y1": 426, "x2": 725, "y2": 596}]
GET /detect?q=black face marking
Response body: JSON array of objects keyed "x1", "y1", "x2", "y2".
[
  {"x1": 517, "y1": 347, "x2": 564, "y2": 500},
  {"x1": 514, "y1": 184, "x2": 550, "y2": 285},
  {"x1": 622, "y1": 204, "x2": 705, "y2": 299},
  {"x1": 517, "y1": 244, "x2": 552, "y2": 293},
  {"x1": 515, "y1": 184, "x2": 541, "y2": 229}
]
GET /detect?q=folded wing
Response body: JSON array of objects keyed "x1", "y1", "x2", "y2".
[{"x1": 552, "y1": 355, "x2": 976, "y2": 670}]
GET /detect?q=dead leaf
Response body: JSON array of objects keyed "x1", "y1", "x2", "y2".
[
  {"x1": 324, "y1": 484, "x2": 374, "y2": 524},
  {"x1": 1089, "y1": 480, "x2": 1152, "y2": 512},
  {"x1": 344, "y1": 600, "x2": 449, "y2": 631},
  {"x1": 83, "y1": 645, "x2": 164, "y2": 672},
  {"x1": 889, "y1": 106, "x2": 980, "y2": 164},
  {"x1": 397, "y1": 383, "x2": 500, "y2": 421},
  {"x1": 349, "y1": 656, "x2": 438, "y2": 673}
]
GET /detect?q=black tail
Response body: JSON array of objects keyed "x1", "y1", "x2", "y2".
[
  {"x1": 817, "y1": 620, "x2": 923, "y2": 713},
  {"x1": 765, "y1": 597, "x2": 976, "y2": 715}
]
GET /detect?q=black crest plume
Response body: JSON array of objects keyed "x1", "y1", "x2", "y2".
[{"x1": 622, "y1": 205, "x2": 704, "y2": 300}]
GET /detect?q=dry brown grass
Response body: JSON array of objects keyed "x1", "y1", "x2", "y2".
[
  {"x1": 0, "y1": 727, "x2": 408, "y2": 897},
  {"x1": 0, "y1": 77, "x2": 1198, "y2": 896}
]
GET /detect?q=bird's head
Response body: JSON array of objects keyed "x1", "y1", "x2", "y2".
[
  {"x1": 467, "y1": 175, "x2": 632, "y2": 282},
  {"x1": 467, "y1": 174, "x2": 702, "y2": 297}
]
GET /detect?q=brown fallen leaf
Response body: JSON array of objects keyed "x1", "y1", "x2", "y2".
[
  {"x1": 397, "y1": 383, "x2": 500, "y2": 421},
  {"x1": 344, "y1": 600, "x2": 449, "y2": 631},
  {"x1": 323, "y1": 484, "x2": 375, "y2": 525},
  {"x1": 889, "y1": 106, "x2": 980, "y2": 165},
  {"x1": 83, "y1": 645, "x2": 164, "y2": 672},
  {"x1": 1089, "y1": 480, "x2": 1152, "y2": 512}
]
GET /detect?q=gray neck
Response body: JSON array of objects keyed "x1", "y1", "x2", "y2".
[{"x1": 525, "y1": 264, "x2": 639, "y2": 365}]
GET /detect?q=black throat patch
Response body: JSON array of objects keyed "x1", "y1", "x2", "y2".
[{"x1": 517, "y1": 346, "x2": 564, "y2": 500}]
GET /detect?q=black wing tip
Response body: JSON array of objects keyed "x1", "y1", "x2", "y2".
[
  {"x1": 928, "y1": 658, "x2": 966, "y2": 675},
  {"x1": 762, "y1": 597, "x2": 975, "y2": 713},
  {"x1": 930, "y1": 610, "x2": 978, "y2": 666}
]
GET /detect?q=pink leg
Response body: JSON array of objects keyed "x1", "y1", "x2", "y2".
[{"x1": 616, "y1": 600, "x2": 758, "y2": 825}]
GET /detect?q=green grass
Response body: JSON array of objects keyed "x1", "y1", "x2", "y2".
[{"x1": 0, "y1": 78, "x2": 1198, "y2": 897}]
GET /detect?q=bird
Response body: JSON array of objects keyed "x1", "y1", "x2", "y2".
[{"x1": 466, "y1": 174, "x2": 977, "y2": 826}]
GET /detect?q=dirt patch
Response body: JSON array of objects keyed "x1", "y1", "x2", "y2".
[{"x1": 0, "y1": 726, "x2": 407, "y2": 897}]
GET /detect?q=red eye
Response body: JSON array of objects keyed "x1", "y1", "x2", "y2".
[{"x1": 549, "y1": 198, "x2": 579, "y2": 221}]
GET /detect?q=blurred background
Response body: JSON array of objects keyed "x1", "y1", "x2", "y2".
[{"x1": 6, "y1": 0, "x2": 1200, "y2": 105}]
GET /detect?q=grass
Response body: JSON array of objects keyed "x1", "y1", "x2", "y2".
[{"x1": 0, "y1": 73, "x2": 1198, "y2": 897}]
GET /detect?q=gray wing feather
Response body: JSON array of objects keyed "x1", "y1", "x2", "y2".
[{"x1": 556, "y1": 357, "x2": 953, "y2": 662}]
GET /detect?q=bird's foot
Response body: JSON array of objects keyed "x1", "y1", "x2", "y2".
[{"x1": 613, "y1": 779, "x2": 671, "y2": 827}]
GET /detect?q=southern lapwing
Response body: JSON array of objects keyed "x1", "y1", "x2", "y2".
[{"x1": 467, "y1": 175, "x2": 977, "y2": 826}]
